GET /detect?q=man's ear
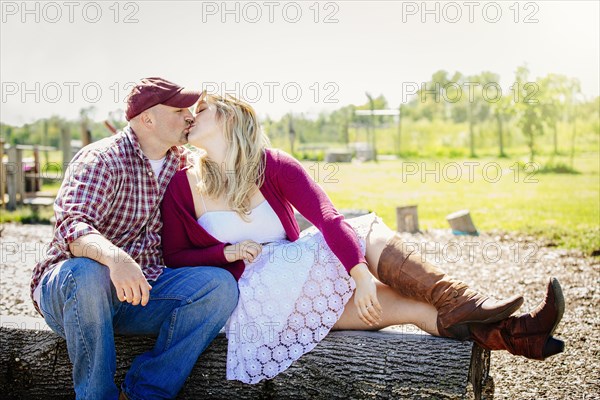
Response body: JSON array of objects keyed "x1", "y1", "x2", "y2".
[{"x1": 140, "y1": 110, "x2": 154, "y2": 129}]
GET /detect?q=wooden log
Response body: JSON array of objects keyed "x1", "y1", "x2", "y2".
[
  {"x1": 0, "y1": 315, "x2": 490, "y2": 400},
  {"x1": 446, "y1": 210, "x2": 479, "y2": 236},
  {"x1": 396, "y1": 205, "x2": 419, "y2": 233}
]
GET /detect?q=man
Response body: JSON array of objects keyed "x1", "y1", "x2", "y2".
[{"x1": 30, "y1": 77, "x2": 239, "y2": 400}]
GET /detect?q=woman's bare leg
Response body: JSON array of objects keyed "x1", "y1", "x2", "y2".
[
  {"x1": 345, "y1": 213, "x2": 522, "y2": 338},
  {"x1": 356, "y1": 212, "x2": 523, "y2": 338},
  {"x1": 332, "y1": 282, "x2": 440, "y2": 335}
]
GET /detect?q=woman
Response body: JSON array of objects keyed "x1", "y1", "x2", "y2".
[{"x1": 160, "y1": 93, "x2": 565, "y2": 384}]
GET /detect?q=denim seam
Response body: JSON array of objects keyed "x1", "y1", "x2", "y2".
[
  {"x1": 166, "y1": 307, "x2": 179, "y2": 349},
  {"x1": 68, "y1": 271, "x2": 93, "y2": 399},
  {"x1": 147, "y1": 295, "x2": 188, "y2": 301},
  {"x1": 129, "y1": 304, "x2": 181, "y2": 391},
  {"x1": 112, "y1": 302, "x2": 126, "y2": 327}
]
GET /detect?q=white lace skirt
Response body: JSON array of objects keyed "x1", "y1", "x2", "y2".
[{"x1": 225, "y1": 212, "x2": 380, "y2": 384}]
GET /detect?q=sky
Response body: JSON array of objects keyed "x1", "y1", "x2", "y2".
[{"x1": 1, "y1": 0, "x2": 599, "y2": 126}]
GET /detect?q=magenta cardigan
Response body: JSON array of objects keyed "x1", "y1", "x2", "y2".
[{"x1": 160, "y1": 148, "x2": 367, "y2": 280}]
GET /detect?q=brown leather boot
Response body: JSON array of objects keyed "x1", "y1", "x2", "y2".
[
  {"x1": 377, "y1": 235, "x2": 524, "y2": 330},
  {"x1": 449, "y1": 277, "x2": 565, "y2": 360}
]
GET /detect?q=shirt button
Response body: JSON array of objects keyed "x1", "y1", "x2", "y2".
[{"x1": 148, "y1": 171, "x2": 154, "y2": 176}]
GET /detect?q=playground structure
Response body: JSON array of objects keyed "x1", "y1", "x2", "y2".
[
  {"x1": 1, "y1": 139, "x2": 57, "y2": 211},
  {"x1": 0, "y1": 117, "x2": 114, "y2": 211},
  {"x1": 1, "y1": 127, "x2": 79, "y2": 211},
  {"x1": 320, "y1": 107, "x2": 401, "y2": 163}
]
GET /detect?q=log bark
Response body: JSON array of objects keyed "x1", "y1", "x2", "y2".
[{"x1": 0, "y1": 316, "x2": 491, "y2": 399}]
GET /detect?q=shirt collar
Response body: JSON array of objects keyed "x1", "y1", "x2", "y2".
[{"x1": 124, "y1": 125, "x2": 147, "y2": 161}]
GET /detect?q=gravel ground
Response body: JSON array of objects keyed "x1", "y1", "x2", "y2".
[{"x1": 1, "y1": 222, "x2": 598, "y2": 399}]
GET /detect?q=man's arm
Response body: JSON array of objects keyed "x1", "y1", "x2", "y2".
[
  {"x1": 56, "y1": 151, "x2": 150, "y2": 306},
  {"x1": 69, "y1": 233, "x2": 152, "y2": 306}
]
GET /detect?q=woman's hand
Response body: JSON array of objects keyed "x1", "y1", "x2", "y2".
[
  {"x1": 350, "y1": 263, "x2": 383, "y2": 326},
  {"x1": 224, "y1": 240, "x2": 263, "y2": 263}
]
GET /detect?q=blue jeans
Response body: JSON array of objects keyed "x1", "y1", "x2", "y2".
[{"x1": 38, "y1": 258, "x2": 239, "y2": 400}]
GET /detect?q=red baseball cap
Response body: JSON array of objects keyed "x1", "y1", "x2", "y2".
[{"x1": 125, "y1": 77, "x2": 201, "y2": 121}]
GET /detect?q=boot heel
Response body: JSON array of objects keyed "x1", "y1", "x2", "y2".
[
  {"x1": 549, "y1": 277, "x2": 565, "y2": 336},
  {"x1": 542, "y1": 337, "x2": 564, "y2": 359}
]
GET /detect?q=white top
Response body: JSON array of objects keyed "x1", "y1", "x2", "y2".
[
  {"x1": 197, "y1": 199, "x2": 286, "y2": 245},
  {"x1": 148, "y1": 156, "x2": 166, "y2": 177}
]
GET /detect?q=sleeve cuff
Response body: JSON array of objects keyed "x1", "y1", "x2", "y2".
[{"x1": 64, "y1": 221, "x2": 102, "y2": 244}]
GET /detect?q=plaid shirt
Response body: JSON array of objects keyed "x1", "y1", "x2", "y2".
[{"x1": 30, "y1": 127, "x2": 188, "y2": 315}]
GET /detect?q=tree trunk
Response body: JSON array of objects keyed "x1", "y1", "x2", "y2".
[
  {"x1": 468, "y1": 103, "x2": 476, "y2": 158},
  {"x1": 0, "y1": 316, "x2": 492, "y2": 400},
  {"x1": 529, "y1": 132, "x2": 535, "y2": 163},
  {"x1": 553, "y1": 121, "x2": 558, "y2": 155},
  {"x1": 397, "y1": 105, "x2": 403, "y2": 156},
  {"x1": 496, "y1": 113, "x2": 505, "y2": 157},
  {"x1": 60, "y1": 126, "x2": 71, "y2": 170},
  {"x1": 570, "y1": 110, "x2": 577, "y2": 169}
]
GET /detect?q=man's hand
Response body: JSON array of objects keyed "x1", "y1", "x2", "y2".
[
  {"x1": 224, "y1": 240, "x2": 263, "y2": 263},
  {"x1": 69, "y1": 233, "x2": 152, "y2": 306},
  {"x1": 108, "y1": 257, "x2": 152, "y2": 306}
]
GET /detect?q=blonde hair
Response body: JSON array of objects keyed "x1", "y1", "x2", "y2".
[{"x1": 193, "y1": 94, "x2": 270, "y2": 220}]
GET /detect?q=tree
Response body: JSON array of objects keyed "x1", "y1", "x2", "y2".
[
  {"x1": 514, "y1": 65, "x2": 544, "y2": 162},
  {"x1": 567, "y1": 82, "x2": 583, "y2": 168},
  {"x1": 413, "y1": 70, "x2": 452, "y2": 122},
  {"x1": 328, "y1": 105, "x2": 354, "y2": 146},
  {"x1": 538, "y1": 74, "x2": 579, "y2": 155},
  {"x1": 489, "y1": 91, "x2": 515, "y2": 158},
  {"x1": 354, "y1": 94, "x2": 390, "y2": 125},
  {"x1": 397, "y1": 103, "x2": 403, "y2": 155},
  {"x1": 453, "y1": 71, "x2": 499, "y2": 157}
]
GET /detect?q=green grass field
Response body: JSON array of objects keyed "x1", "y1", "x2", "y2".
[
  {"x1": 309, "y1": 152, "x2": 599, "y2": 255},
  {"x1": 2, "y1": 150, "x2": 598, "y2": 255}
]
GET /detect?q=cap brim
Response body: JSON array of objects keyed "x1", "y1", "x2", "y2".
[{"x1": 161, "y1": 88, "x2": 201, "y2": 108}]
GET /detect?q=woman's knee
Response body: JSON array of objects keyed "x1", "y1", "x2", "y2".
[{"x1": 364, "y1": 218, "x2": 396, "y2": 273}]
